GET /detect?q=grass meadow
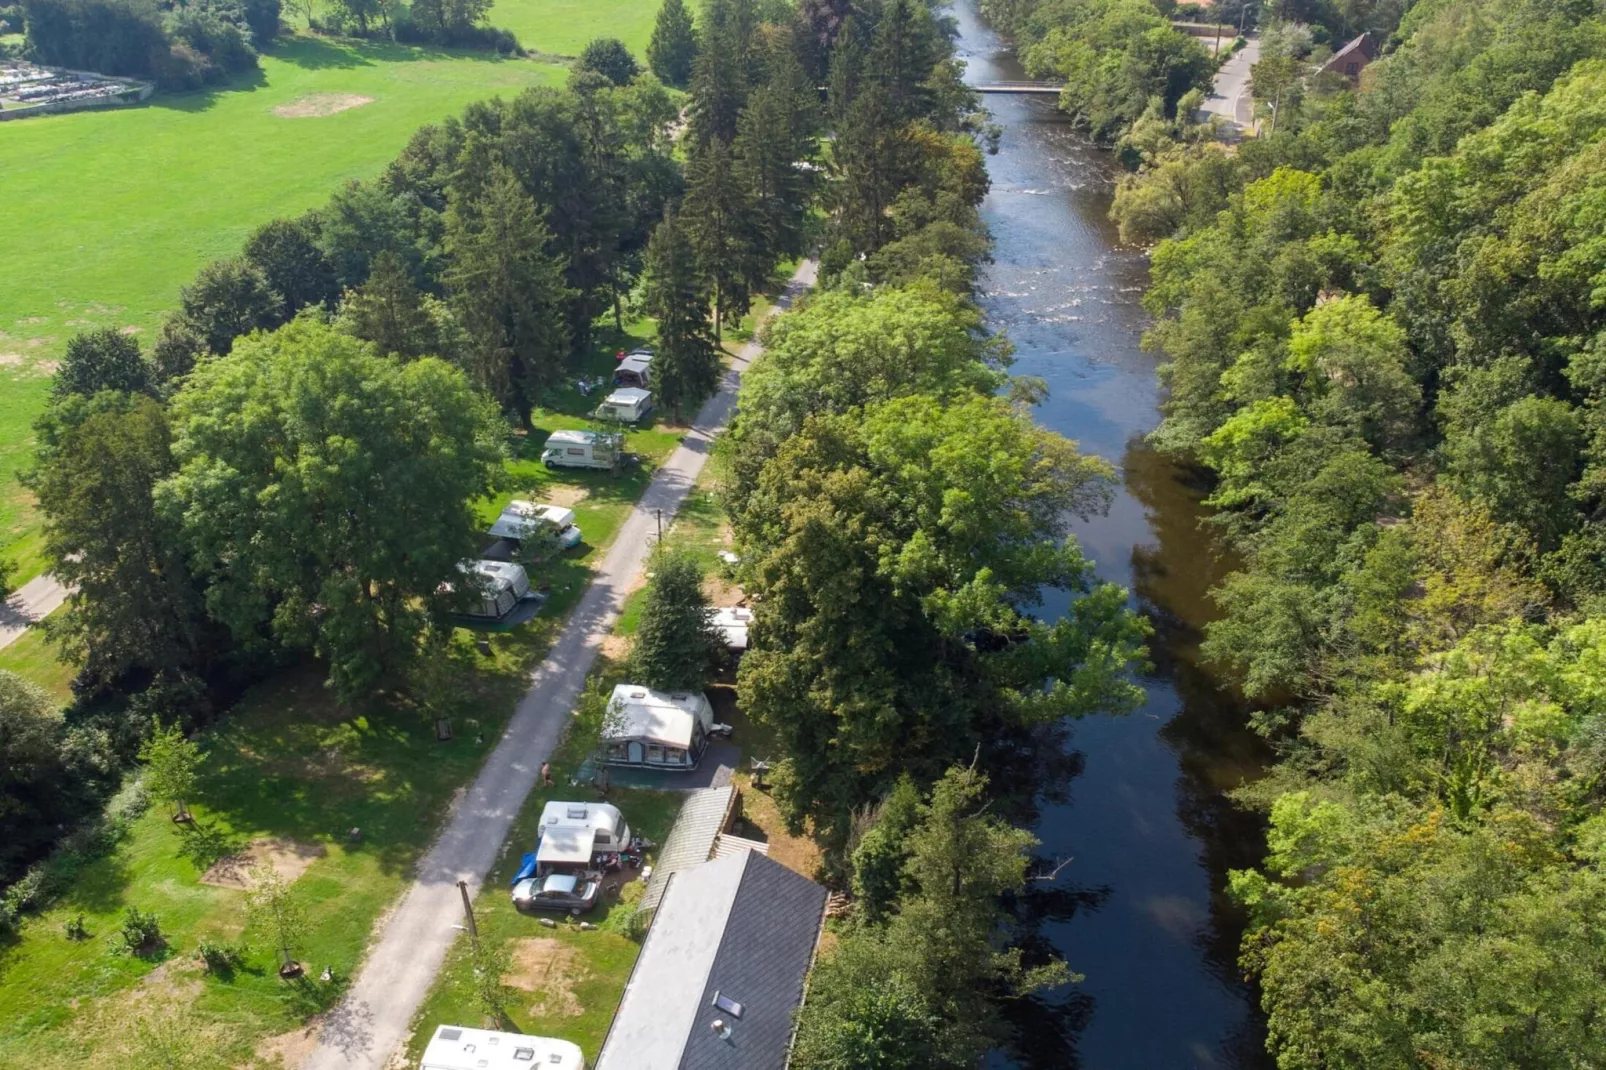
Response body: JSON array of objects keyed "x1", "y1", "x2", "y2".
[
  {"x1": 490, "y1": 0, "x2": 658, "y2": 57},
  {"x1": 0, "y1": 8, "x2": 630, "y2": 581}
]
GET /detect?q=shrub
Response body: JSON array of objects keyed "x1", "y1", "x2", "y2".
[
  {"x1": 116, "y1": 905, "x2": 162, "y2": 954},
  {"x1": 196, "y1": 937, "x2": 244, "y2": 974},
  {"x1": 65, "y1": 914, "x2": 89, "y2": 940}
]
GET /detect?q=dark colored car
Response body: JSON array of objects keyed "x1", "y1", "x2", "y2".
[{"x1": 511, "y1": 872, "x2": 600, "y2": 916}]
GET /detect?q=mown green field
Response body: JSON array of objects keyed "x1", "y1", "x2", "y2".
[
  {"x1": 490, "y1": 0, "x2": 658, "y2": 57},
  {"x1": 0, "y1": 30, "x2": 571, "y2": 580}
]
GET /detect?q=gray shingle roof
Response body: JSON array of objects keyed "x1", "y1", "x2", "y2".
[
  {"x1": 596, "y1": 851, "x2": 827, "y2": 1070},
  {"x1": 680, "y1": 852, "x2": 829, "y2": 1070},
  {"x1": 640, "y1": 785, "x2": 736, "y2": 914}
]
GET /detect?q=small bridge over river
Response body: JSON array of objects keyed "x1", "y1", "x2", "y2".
[{"x1": 974, "y1": 81, "x2": 1064, "y2": 95}]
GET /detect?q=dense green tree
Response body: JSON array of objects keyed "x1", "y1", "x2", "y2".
[
  {"x1": 0, "y1": 670, "x2": 113, "y2": 884},
  {"x1": 242, "y1": 217, "x2": 339, "y2": 317},
  {"x1": 52, "y1": 327, "x2": 150, "y2": 400},
  {"x1": 647, "y1": 0, "x2": 697, "y2": 85},
  {"x1": 683, "y1": 138, "x2": 760, "y2": 340},
  {"x1": 576, "y1": 37, "x2": 640, "y2": 85},
  {"x1": 628, "y1": 548, "x2": 725, "y2": 692},
  {"x1": 339, "y1": 250, "x2": 442, "y2": 361},
  {"x1": 795, "y1": 765, "x2": 1073, "y2": 1068},
  {"x1": 445, "y1": 166, "x2": 575, "y2": 428},
  {"x1": 31, "y1": 395, "x2": 212, "y2": 684},
  {"x1": 317, "y1": 179, "x2": 423, "y2": 290},
  {"x1": 641, "y1": 208, "x2": 720, "y2": 419},
  {"x1": 150, "y1": 319, "x2": 207, "y2": 388},
  {"x1": 736, "y1": 394, "x2": 1146, "y2": 840},
  {"x1": 685, "y1": 0, "x2": 752, "y2": 148},
  {"x1": 733, "y1": 34, "x2": 818, "y2": 266},
  {"x1": 159, "y1": 318, "x2": 505, "y2": 701},
  {"x1": 178, "y1": 257, "x2": 282, "y2": 356}
]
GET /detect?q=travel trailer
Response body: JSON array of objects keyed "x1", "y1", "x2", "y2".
[
  {"x1": 448, "y1": 560, "x2": 537, "y2": 625},
  {"x1": 541, "y1": 429, "x2": 620, "y2": 471},
  {"x1": 487, "y1": 501, "x2": 582, "y2": 550},
  {"x1": 600, "y1": 685, "x2": 715, "y2": 770},
  {"x1": 594, "y1": 387, "x2": 653, "y2": 425},
  {"x1": 613, "y1": 353, "x2": 652, "y2": 388}
]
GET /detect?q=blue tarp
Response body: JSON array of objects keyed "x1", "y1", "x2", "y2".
[{"x1": 511, "y1": 852, "x2": 538, "y2": 886}]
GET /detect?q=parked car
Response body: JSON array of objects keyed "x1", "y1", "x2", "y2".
[{"x1": 512, "y1": 872, "x2": 600, "y2": 915}]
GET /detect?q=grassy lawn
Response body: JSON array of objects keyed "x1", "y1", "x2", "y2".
[
  {"x1": 0, "y1": 627, "x2": 76, "y2": 702},
  {"x1": 490, "y1": 0, "x2": 659, "y2": 58},
  {"x1": 0, "y1": 31, "x2": 568, "y2": 582}
]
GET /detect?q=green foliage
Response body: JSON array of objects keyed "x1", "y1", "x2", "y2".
[
  {"x1": 20, "y1": 0, "x2": 264, "y2": 89},
  {"x1": 338, "y1": 250, "x2": 446, "y2": 362},
  {"x1": 848, "y1": 775, "x2": 921, "y2": 920},
  {"x1": 31, "y1": 394, "x2": 212, "y2": 685},
  {"x1": 138, "y1": 720, "x2": 202, "y2": 822},
  {"x1": 246, "y1": 865, "x2": 308, "y2": 969},
  {"x1": 116, "y1": 905, "x2": 162, "y2": 954},
  {"x1": 735, "y1": 392, "x2": 1146, "y2": 841},
  {"x1": 178, "y1": 257, "x2": 282, "y2": 357},
  {"x1": 577, "y1": 37, "x2": 641, "y2": 85},
  {"x1": 794, "y1": 765, "x2": 1072, "y2": 1069},
  {"x1": 1016, "y1": 0, "x2": 1216, "y2": 141},
  {"x1": 52, "y1": 328, "x2": 150, "y2": 401},
  {"x1": 627, "y1": 547, "x2": 724, "y2": 692},
  {"x1": 684, "y1": 137, "x2": 761, "y2": 338},
  {"x1": 470, "y1": 937, "x2": 514, "y2": 1024},
  {"x1": 647, "y1": 0, "x2": 697, "y2": 86},
  {"x1": 159, "y1": 317, "x2": 505, "y2": 701},
  {"x1": 242, "y1": 217, "x2": 338, "y2": 319},
  {"x1": 641, "y1": 208, "x2": 719, "y2": 418}
]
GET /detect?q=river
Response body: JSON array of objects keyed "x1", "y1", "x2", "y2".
[{"x1": 951, "y1": 4, "x2": 1276, "y2": 1067}]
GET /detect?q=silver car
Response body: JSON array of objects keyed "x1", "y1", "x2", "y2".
[{"x1": 511, "y1": 873, "x2": 600, "y2": 916}]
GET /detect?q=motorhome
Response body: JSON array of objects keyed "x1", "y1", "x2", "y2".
[
  {"x1": 541, "y1": 429, "x2": 620, "y2": 471},
  {"x1": 600, "y1": 685, "x2": 715, "y2": 770},
  {"x1": 594, "y1": 387, "x2": 653, "y2": 425},
  {"x1": 488, "y1": 500, "x2": 582, "y2": 549},
  {"x1": 420, "y1": 1025, "x2": 585, "y2": 1070}
]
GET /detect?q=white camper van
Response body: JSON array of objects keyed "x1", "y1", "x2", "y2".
[
  {"x1": 541, "y1": 429, "x2": 620, "y2": 471},
  {"x1": 594, "y1": 387, "x2": 653, "y2": 425},
  {"x1": 420, "y1": 1025, "x2": 585, "y2": 1070}
]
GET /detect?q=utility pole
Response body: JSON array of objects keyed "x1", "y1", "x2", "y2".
[
  {"x1": 655, "y1": 508, "x2": 663, "y2": 543},
  {"x1": 457, "y1": 879, "x2": 479, "y2": 953}
]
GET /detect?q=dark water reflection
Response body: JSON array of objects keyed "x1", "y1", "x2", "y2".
[{"x1": 949, "y1": 3, "x2": 1275, "y2": 1066}]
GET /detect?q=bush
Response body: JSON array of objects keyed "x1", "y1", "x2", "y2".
[
  {"x1": 64, "y1": 914, "x2": 89, "y2": 940},
  {"x1": 390, "y1": 19, "x2": 519, "y2": 54},
  {"x1": 116, "y1": 905, "x2": 162, "y2": 954},
  {"x1": 196, "y1": 937, "x2": 244, "y2": 974},
  {"x1": 0, "y1": 4, "x2": 21, "y2": 32}
]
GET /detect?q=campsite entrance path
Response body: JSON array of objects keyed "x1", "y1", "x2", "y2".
[{"x1": 302, "y1": 259, "x2": 818, "y2": 1070}]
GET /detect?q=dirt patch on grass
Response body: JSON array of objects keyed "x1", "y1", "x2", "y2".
[
  {"x1": 506, "y1": 937, "x2": 586, "y2": 1017},
  {"x1": 199, "y1": 837, "x2": 327, "y2": 889},
  {"x1": 274, "y1": 93, "x2": 375, "y2": 118},
  {"x1": 733, "y1": 777, "x2": 823, "y2": 880},
  {"x1": 253, "y1": 1017, "x2": 325, "y2": 1068},
  {"x1": 120, "y1": 325, "x2": 142, "y2": 335},
  {"x1": 600, "y1": 633, "x2": 632, "y2": 662},
  {"x1": 0, "y1": 353, "x2": 20, "y2": 366},
  {"x1": 541, "y1": 485, "x2": 591, "y2": 507},
  {"x1": 703, "y1": 572, "x2": 744, "y2": 608}
]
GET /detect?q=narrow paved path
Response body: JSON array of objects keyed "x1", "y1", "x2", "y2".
[
  {"x1": 1200, "y1": 34, "x2": 1261, "y2": 131},
  {"x1": 0, "y1": 573, "x2": 70, "y2": 652},
  {"x1": 303, "y1": 260, "x2": 817, "y2": 1070}
]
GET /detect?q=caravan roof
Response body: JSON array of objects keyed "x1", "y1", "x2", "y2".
[
  {"x1": 420, "y1": 1025, "x2": 585, "y2": 1070},
  {"x1": 618, "y1": 354, "x2": 652, "y2": 378},
  {"x1": 536, "y1": 801, "x2": 627, "y2": 866},
  {"x1": 488, "y1": 501, "x2": 576, "y2": 541},
  {"x1": 604, "y1": 685, "x2": 714, "y2": 749},
  {"x1": 711, "y1": 606, "x2": 754, "y2": 650},
  {"x1": 546, "y1": 428, "x2": 607, "y2": 448},
  {"x1": 603, "y1": 386, "x2": 652, "y2": 406}
]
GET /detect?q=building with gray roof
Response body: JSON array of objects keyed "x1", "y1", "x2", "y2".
[{"x1": 596, "y1": 850, "x2": 828, "y2": 1070}]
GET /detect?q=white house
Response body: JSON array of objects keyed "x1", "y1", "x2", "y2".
[
  {"x1": 420, "y1": 1025, "x2": 585, "y2": 1070},
  {"x1": 534, "y1": 800, "x2": 632, "y2": 870},
  {"x1": 602, "y1": 685, "x2": 715, "y2": 770}
]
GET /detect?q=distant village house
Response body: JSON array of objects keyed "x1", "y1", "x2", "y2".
[{"x1": 1322, "y1": 32, "x2": 1378, "y2": 82}]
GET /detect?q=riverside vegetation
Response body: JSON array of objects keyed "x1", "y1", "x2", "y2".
[{"x1": 993, "y1": 0, "x2": 1606, "y2": 1064}]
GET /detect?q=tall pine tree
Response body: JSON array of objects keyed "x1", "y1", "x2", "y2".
[
  {"x1": 341, "y1": 251, "x2": 440, "y2": 361},
  {"x1": 647, "y1": 0, "x2": 698, "y2": 86},
  {"x1": 445, "y1": 166, "x2": 574, "y2": 428},
  {"x1": 734, "y1": 30, "x2": 819, "y2": 269},
  {"x1": 644, "y1": 208, "x2": 721, "y2": 419},
  {"x1": 685, "y1": 0, "x2": 753, "y2": 149},
  {"x1": 684, "y1": 138, "x2": 761, "y2": 342}
]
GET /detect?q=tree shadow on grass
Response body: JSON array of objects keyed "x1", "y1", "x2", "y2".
[
  {"x1": 56, "y1": 848, "x2": 133, "y2": 917},
  {"x1": 177, "y1": 820, "x2": 243, "y2": 874},
  {"x1": 142, "y1": 65, "x2": 268, "y2": 114}
]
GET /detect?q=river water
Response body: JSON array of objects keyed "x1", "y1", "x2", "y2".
[{"x1": 951, "y1": 4, "x2": 1275, "y2": 1067}]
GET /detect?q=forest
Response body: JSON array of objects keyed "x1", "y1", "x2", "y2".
[{"x1": 997, "y1": 0, "x2": 1606, "y2": 1064}]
